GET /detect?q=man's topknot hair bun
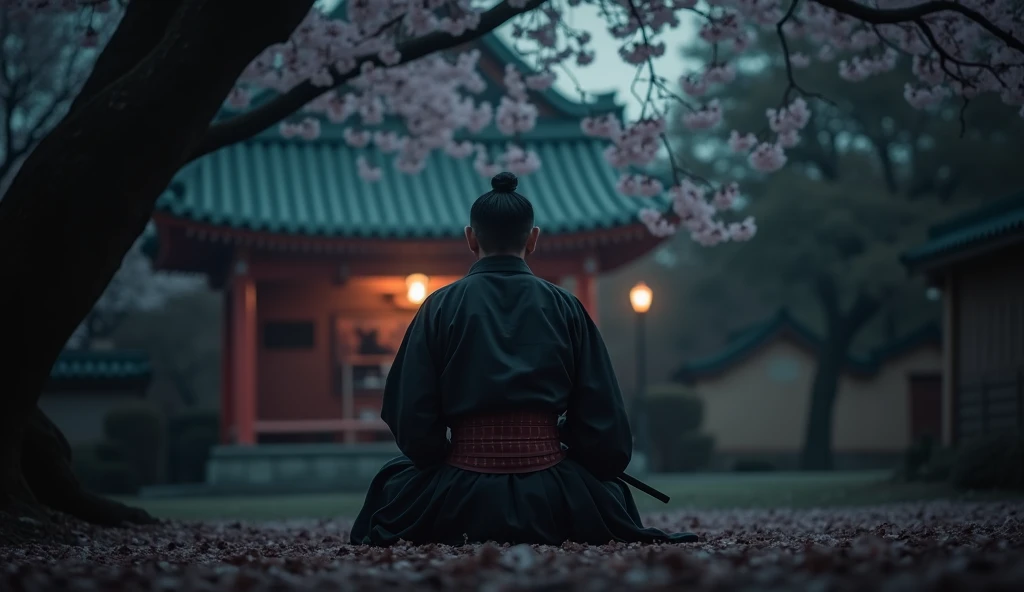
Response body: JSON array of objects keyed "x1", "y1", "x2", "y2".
[{"x1": 491, "y1": 171, "x2": 518, "y2": 193}]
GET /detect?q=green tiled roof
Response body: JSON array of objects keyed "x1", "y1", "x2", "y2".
[
  {"x1": 901, "y1": 189, "x2": 1024, "y2": 270},
  {"x1": 162, "y1": 33, "x2": 647, "y2": 239},
  {"x1": 672, "y1": 309, "x2": 940, "y2": 384},
  {"x1": 157, "y1": 136, "x2": 655, "y2": 238},
  {"x1": 47, "y1": 350, "x2": 153, "y2": 391}
]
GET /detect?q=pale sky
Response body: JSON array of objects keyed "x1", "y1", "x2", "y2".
[
  {"x1": 494, "y1": 4, "x2": 696, "y2": 119},
  {"x1": 316, "y1": 1, "x2": 696, "y2": 119}
]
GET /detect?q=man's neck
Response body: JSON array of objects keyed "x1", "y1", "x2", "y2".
[{"x1": 477, "y1": 251, "x2": 524, "y2": 260}]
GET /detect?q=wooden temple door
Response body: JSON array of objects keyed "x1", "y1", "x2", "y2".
[{"x1": 333, "y1": 315, "x2": 414, "y2": 443}]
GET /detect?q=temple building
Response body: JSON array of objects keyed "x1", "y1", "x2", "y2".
[
  {"x1": 902, "y1": 189, "x2": 1024, "y2": 446},
  {"x1": 149, "y1": 35, "x2": 665, "y2": 454}
]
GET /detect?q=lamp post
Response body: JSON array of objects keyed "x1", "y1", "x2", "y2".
[{"x1": 629, "y1": 282, "x2": 652, "y2": 471}]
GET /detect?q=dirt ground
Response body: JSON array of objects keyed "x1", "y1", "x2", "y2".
[{"x1": 3, "y1": 501, "x2": 1022, "y2": 591}]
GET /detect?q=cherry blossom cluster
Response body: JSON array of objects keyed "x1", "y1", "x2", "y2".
[{"x1": 11, "y1": 0, "x2": 1023, "y2": 247}]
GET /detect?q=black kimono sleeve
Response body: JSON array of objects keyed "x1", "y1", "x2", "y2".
[
  {"x1": 560, "y1": 300, "x2": 633, "y2": 481},
  {"x1": 379, "y1": 299, "x2": 448, "y2": 469}
]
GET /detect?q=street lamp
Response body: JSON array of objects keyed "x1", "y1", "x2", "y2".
[
  {"x1": 629, "y1": 282, "x2": 653, "y2": 472},
  {"x1": 406, "y1": 273, "x2": 429, "y2": 305}
]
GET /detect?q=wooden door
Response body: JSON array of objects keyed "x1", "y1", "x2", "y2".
[{"x1": 908, "y1": 373, "x2": 943, "y2": 443}]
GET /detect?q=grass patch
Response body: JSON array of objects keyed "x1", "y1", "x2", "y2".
[{"x1": 118, "y1": 471, "x2": 1021, "y2": 522}]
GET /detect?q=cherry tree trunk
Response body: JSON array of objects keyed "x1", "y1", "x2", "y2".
[
  {"x1": 0, "y1": 0, "x2": 313, "y2": 533},
  {"x1": 799, "y1": 340, "x2": 847, "y2": 471}
]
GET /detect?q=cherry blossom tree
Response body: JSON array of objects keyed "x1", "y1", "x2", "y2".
[
  {"x1": 0, "y1": 4, "x2": 108, "y2": 190},
  {"x1": 0, "y1": 0, "x2": 1019, "y2": 533}
]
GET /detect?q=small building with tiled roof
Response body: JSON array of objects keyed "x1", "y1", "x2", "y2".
[
  {"x1": 40, "y1": 349, "x2": 153, "y2": 446},
  {"x1": 902, "y1": 188, "x2": 1024, "y2": 447},
  {"x1": 149, "y1": 34, "x2": 664, "y2": 447},
  {"x1": 671, "y1": 310, "x2": 942, "y2": 470}
]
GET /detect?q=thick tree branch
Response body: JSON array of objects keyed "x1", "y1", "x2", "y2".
[
  {"x1": 812, "y1": 0, "x2": 1024, "y2": 54},
  {"x1": 65, "y1": 1, "x2": 184, "y2": 118},
  {"x1": 0, "y1": 0, "x2": 314, "y2": 417},
  {"x1": 190, "y1": 0, "x2": 550, "y2": 159}
]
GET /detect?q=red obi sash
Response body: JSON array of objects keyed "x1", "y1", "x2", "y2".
[{"x1": 447, "y1": 411, "x2": 566, "y2": 474}]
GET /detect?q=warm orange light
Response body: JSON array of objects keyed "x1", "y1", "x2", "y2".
[
  {"x1": 629, "y1": 282, "x2": 652, "y2": 314},
  {"x1": 405, "y1": 273, "x2": 429, "y2": 305}
]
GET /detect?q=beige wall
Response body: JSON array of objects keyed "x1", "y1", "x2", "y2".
[{"x1": 691, "y1": 338, "x2": 942, "y2": 454}]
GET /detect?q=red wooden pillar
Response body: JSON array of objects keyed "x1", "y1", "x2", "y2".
[
  {"x1": 231, "y1": 263, "x2": 258, "y2": 445},
  {"x1": 220, "y1": 288, "x2": 234, "y2": 444}
]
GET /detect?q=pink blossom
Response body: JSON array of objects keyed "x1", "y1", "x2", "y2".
[
  {"x1": 356, "y1": 156, "x2": 382, "y2": 182},
  {"x1": 728, "y1": 217, "x2": 758, "y2": 241},
  {"x1": 904, "y1": 84, "x2": 950, "y2": 109},
  {"x1": 616, "y1": 174, "x2": 665, "y2": 198},
  {"x1": 777, "y1": 130, "x2": 801, "y2": 148},
  {"x1": 767, "y1": 97, "x2": 811, "y2": 134},
  {"x1": 728, "y1": 131, "x2": 758, "y2": 153},
  {"x1": 373, "y1": 131, "x2": 404, "y2": 153},
  {"x1": 342, "y1": 128, "x2": 370, "y2": 148},
  {"x1": 638, "y1": 208, "x2": 677, "y2": 237},
  {"x1": 682, "y1": 100, "x2": 723, "y2": 130},
  {"x1": 748, "y1": 142, "x2": 787, "y2": 173},
  {"x1": 445, "y1": 141, "x2": 476, "y2": 159},
  {"x1": 704, "y1": 64, "x2": 736, "y2": 85},
  {"x1": 789, "y1": 53, "x2": 811, "y2": 68},
  {"x1": 495, "y1": 97, "x2": 539, "y2": 136},
  {"x1": 581, "y1": 114, "x2": 622, "y2": 139},
  {"x1": 680, "y1": 74, "x2": 709, "y2": 97},
  {"x1": 525, "y1": 72, "x2": 556, "y2": 91},
  {"x1": 712, "y1": 183, "x2": 740, "y2": 211}
]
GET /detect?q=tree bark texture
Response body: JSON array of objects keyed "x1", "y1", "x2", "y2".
[{"x1": 0, "y1": 0, "x2": 313, "y2": 530}]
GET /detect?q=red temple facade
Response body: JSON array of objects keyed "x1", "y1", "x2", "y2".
[{"x1": 150, "y1": 36, "x2": 666, "y2": 447}]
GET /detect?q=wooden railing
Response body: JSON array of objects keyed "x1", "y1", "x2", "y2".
[
  {"x1": 252, "y1": 418, "x2": 392, "y2": 443},
  {"x1": 955, "y1": 368, "x2": 1024, "y2": 443}
]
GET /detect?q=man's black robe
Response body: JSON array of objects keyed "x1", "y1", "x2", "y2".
[{"x1": 350, "y1": 255, "x2": 696, "y2": 546}]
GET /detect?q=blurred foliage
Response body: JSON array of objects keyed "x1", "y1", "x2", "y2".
[
  {"x1": 655, "y1": 33, "x2": 1024, "y2": 356},
  {"x1": 71, "y1": 444, "x2": 141, "y2": 496},
  {"x1": 646, "y1": 384, "x2": 714, "y2": 471},
  {"x1": 732, "y1": 460, "x2": 777, "y2": 472},
  {"x1": 113, "y1": 289, "x2": 221, "y2": 413},
  {"x1": 103, "y1": 404, "x2": 163, "y2": 489},
  {"x1": 167, "y1": 410, "x2": 219, "y2": 484},
  {"x1": 666, "y1": 33, "x2": 1024, "y2": 200}
]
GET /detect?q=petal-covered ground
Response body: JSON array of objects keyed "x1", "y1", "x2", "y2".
[{"x1": 3, "y1": 501, "x2": 1023, "y2": 591}]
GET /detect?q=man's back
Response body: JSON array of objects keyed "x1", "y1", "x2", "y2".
[
  {"x1": 425, "y1": 255, "x2": 580, "y2": 419},
  {"x1": 350, "y1": 172, "x2": 696, "y2": 547}
]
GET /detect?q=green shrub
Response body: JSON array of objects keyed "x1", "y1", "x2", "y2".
[
  {"x1": 733, "y1": 460, "x2": 777, "y2": 472},
  {"x1": 950, "y1": 431, "x2": 1024, "y2": 491},
  {"x1": 71, "y1": 444, "x2": 140, "y2": 495},
  {"x1": 662, "y1": 433, "x2": 715, "y2": 472},
  {"x1": 103, "y1": 404, "x2": 163, "y2": 487},
  {"x1": 167, "y1": 410, "x2": 219, "y2": 483}
]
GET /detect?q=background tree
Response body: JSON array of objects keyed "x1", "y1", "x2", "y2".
[
  {"x1": 65, "y1": 233, "x2": 204, "y2": 352},
  {"x1": 0, "y1": 4, "x2": 110, "y2": 191},
  {"x1": 112, "y1": 288, "x2": 221, "y2": 413},
  {"x1": 661, "y1": 34, "x2": 1024, "y2": 470},
  {"x1": 0, "y1": 0, "x2": 1019, "y2": 537}
]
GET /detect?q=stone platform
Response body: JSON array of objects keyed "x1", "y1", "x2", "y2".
[{"x1": 140, "y1": 442, "x2": 400, "y2": 498}]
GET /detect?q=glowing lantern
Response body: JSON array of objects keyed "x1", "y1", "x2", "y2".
[
  {"x1": 405, "y1": 273, "x2": 429, "y2": 305},
  {"x1": 629, "y1": 282, "x2": 652, "y2": 314}
]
